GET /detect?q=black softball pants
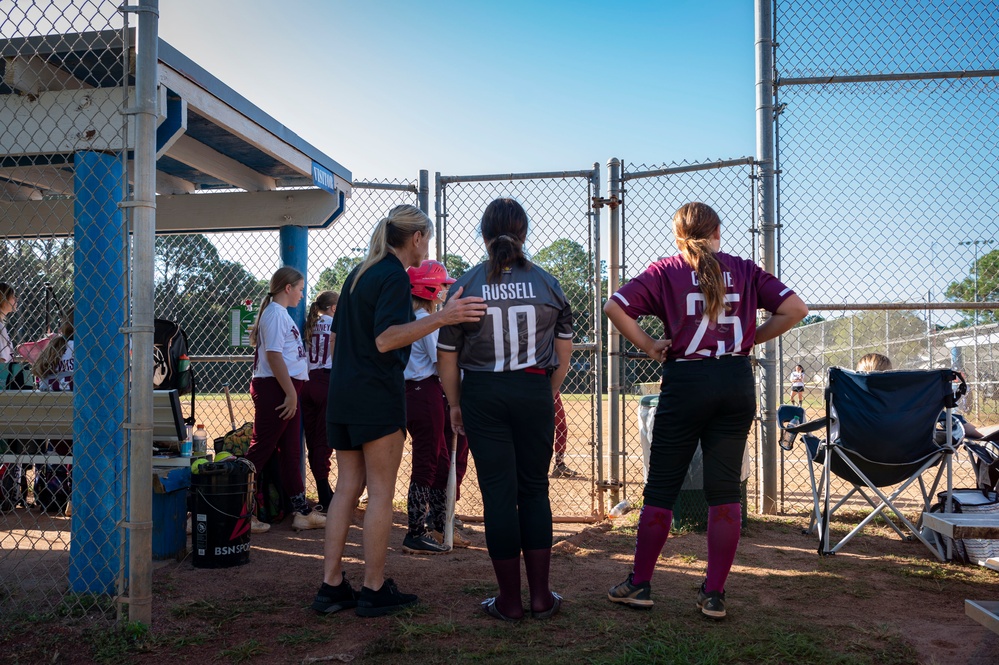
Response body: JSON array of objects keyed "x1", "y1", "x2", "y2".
[
  {"x1": 644, "y1": 355, "x2": 755, "y2": 510},
  {"x1": 461, "y1": 370, "x2": 555, "y2": 560}
]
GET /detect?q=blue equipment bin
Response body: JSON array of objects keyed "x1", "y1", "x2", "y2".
[{"x1": 152, "y1": 466, "x2": 191, "y2": 560}]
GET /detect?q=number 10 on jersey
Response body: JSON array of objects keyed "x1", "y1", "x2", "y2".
[{"x1": 486, "y1": 305, "x2": 537, "y2": 372}]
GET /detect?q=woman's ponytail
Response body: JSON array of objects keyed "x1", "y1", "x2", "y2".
[{"x1": 673, "y1": 202, "x2": 726, "y2": 322}]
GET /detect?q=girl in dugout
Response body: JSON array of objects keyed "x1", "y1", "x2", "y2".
[
  {"x1": 302, "y1": 290, "x2": 338, "y2": 513},
  {"x1": 245, "y1": 266, "x2": 325, "y2": 533},
  {"x1": 400, "y1": 260, "x2": 471, "y2": 554},
  {"x1": 438, "y1": 198, "x2": 574, "y2": 621},
  {"x1": 604, "y1": 201, "x2": 807, "y2": 619}
]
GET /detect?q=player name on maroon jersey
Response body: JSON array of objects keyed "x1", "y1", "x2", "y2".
[{"x1": 481, "y1": 282, "x2": 537, "y2": 300}]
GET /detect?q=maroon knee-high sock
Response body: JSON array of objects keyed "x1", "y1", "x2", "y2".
[
  {"x1": 632, "y1": 505, "x2": 673, "y2": 585},
  {"x1": 705, "y1": 503, "x2": 741, "y2": 593},
  {"x1": 490, "y1": 557, "x2": 524, "y2": 619},
  {"x1": 522, "y1": 548, "x2": 554, "y2": 614}
]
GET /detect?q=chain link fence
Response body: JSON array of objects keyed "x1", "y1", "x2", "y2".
[
  {"x1": 616, "y1": 159, "x2": 761, "y2": 513},
  {"x1": 774, "y1": 0, "x2": 999, "y2": 513},
  {"x1": 1, "y1": 0, "x2": 130, "y2": 618},
  {"x1": 438, "y1": 169, "x2": 600, "y2": 519}
]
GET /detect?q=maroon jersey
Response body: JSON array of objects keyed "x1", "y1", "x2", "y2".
[{"x1": 611, "y1": 252, "x2": 794, "y2": 361}]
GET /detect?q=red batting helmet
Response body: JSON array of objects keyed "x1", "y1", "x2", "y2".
[{"x1": 407, "y1": 260, "x2": 456, "y2": 301}]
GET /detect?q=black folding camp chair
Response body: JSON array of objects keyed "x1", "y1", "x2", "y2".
[{"x1": 778, "y1": 367, "x2": 966, "y2": 560}]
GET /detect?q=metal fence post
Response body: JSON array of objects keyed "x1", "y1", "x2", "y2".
[
  {"x1": 418, "y1": 169, "x2": 429, "y2": 218},
  {"x1": 606, "y1": 158, "x2": 622, "y2": 511},
  {"x1": 590, "y1": 163, "x2": 604, "y2": 516},
  {"x1": 434, "y1": 172, "x2": 443, "y2": 261},
  {"x1": 755, "y1": 0, "x2": 778, "y2": 514},
  {"x1": 126, "y1": 0, "x2": 159, "y2": 626}
]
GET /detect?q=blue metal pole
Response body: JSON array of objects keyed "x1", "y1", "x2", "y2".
[
  {"x1": 69, "y1": 151, "x2": 128, "y2": 594},
  {"x1": 280, "y1": 225, "x2": 308, "y2": 483},
  {"x1": 280, "y1": 225, "x2": 308, "y2": 331}
]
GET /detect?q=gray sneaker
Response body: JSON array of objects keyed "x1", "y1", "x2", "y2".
[
  {"x1": 696, "y1": 582, "x2": 726, "y2": 619},
  {"x1": 607, "y1": 573, "x2": 653, "y2": 609},
  {"x1": 402, "y1": 531, "x2": 450, "y2": 555}
]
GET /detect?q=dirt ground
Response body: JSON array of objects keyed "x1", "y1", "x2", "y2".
[
  {"x1": 133, "y1": 509, "x2": 999, "y2": 665},
  {"x1": 7, "y1": 507, "x2": 997, "y2": 665}
]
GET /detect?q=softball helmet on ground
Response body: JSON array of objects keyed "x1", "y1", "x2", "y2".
[{"x1": 407, "y1": 260, "x2": 456, "y2": 301}]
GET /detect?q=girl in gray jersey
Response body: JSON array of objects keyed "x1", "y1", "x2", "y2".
[{"x1": 439, "y1": 198, "x2": 573, "y2": 621}]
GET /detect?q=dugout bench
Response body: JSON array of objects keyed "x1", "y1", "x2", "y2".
[{"x1": 0, "y1": 389, "x2": 187, "y2": 465}]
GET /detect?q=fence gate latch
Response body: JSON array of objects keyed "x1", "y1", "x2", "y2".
[{"x1": 591, "y1": 195, "x2": 620, "y2": 210}]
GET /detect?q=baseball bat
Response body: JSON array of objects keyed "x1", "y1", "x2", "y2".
[
  {"x1": 223, "y1": 383, "x2": 237, "y2": 431},
  {"x1": 444, "y1": 431, "x2": 457, "y2": 550}
]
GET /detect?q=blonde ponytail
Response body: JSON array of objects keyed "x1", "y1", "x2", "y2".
[
  {"x1": 250, "y1": 266, "x2": 304, "y2": 347},
  {"x1": 351, "y1": 205, "x2": 432, "y2": 292},
  {"x1": 673, "y1": 202, "x2": 726, "y2": 323}
]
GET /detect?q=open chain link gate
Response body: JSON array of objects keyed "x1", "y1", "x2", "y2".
[
  {"x1": 437, "y1": 167, "x2": 603, "y2": 521},
  {"x1": 610, "y1": 158, "x2": 762, "y2": 516}
]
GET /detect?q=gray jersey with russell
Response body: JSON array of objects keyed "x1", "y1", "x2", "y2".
[{"x1": 438, "y1": 262, "x2": 573, "y2": 373}]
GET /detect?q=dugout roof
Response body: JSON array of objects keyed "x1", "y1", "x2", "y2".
[{"x1": 0, "y1": 28, "x2": 351, "y2": 236}]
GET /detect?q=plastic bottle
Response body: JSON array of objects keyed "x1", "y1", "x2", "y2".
[
  {"x1": 192, "y1": 423, "x2": 208, "y2": 457},
  {"x1": 180, "y1": 424, "x2": 193, "y2": 457},
  {"x1": 609, "y1": 499, "x2": 632, "y2": 518}
]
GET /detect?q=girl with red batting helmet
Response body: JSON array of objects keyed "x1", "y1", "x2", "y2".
[
  {"x1": 400, "y1": 261, "x2": 471, "y2": 554},
  {"x1": 604, "y1": 202, "x2": 807, "y2": 619},
  {"x1": 438, "y1": 198, "x2": 574, "y2": 621}
]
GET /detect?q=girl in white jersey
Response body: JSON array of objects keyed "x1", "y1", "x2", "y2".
[
  {"x1": 789, "y1": 364, "x2": 805, "y2": 406},
  {"x1": 245, "y1": 267, "x2": 325, "y2": 533},
  {"x1": 302, "y1": 290, "x2": 338, "y2": 512},
  {"x1": 0, "y1": 283, "x2": 15, "y2": 366}
]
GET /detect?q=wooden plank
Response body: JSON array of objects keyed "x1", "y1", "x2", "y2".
[
  {"x1": 0, "y1": 165, "x2": 75, "y2": 194},
  {"x1": 158, "y1": 65, "x2": 313, "y2": 178},
  {"x1": 0, "y1": 454, "x2": 72, "y2": 465},
  {"x1": 0, "y1": 87, "x2": 134, "y2": 155},
  {"x1": 965, "y1": 600, "x2": 999, "y2": 635},
  {"x1": 0, "y1": 390, "x2": 183, "y2": 442},
  {"x1": 166, "y1": 134, "x2": 275, "y2": 192},
  {"x1": 3, "y1": 55, "x2": 92, "y2": 95},
  {"x1": 0, "y1": 188, "x2": 342, "y2": 236},
  {"x1": 922, "y1": 512, "x2": 999, "y2": 539}
]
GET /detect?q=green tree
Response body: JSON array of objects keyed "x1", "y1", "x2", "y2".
[
  {"x1": 796, "y1": 314, "x2": 825, "y2": 327},
  {"x1": 442, "y1": 253, "x2": 470, "y2": 280},
  {"x1": 944, "y1": 248, "x2": 999, "y2": 327},
  {"x1": 313, "y1": 255, "x2": 365, "y2": 297},
  {"x1": 154, "y1": 234, "x2": 266, "y2": 389},
  {"x1": 533, "y1": 238, "x2": 593, "y2": 338}
]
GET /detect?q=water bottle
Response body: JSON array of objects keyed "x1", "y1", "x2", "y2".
[
  {"x1": 180, "y1": 424, "x2": 193, "y2": 458},
  {"x1": 790, "y1": 416, "x2": 801, "y2": 427},
  {"x1": 192, "y1": 423, "x2": 208, "y2": 457},
  {"x1": 609, "y1": 499, "x2": 632, "y2": 518}
]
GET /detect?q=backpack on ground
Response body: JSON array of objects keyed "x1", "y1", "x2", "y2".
[
  {"x1": 33, "y1": 462, "x2": 71, "y2": 513},
  {"x1": 0, "y1": 464, "x2": 23, "y2": 512},
  {"x1": 154, "y1": 318, "x2": 196, "y2": 424}
]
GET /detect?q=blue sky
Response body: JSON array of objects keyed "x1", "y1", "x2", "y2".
[{"x1": 159, "y1": 1, "x2": 757, "y2": 180}]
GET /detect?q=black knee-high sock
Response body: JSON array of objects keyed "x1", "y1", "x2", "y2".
[
  {"x1": 428, "y1": 487, "x2": 448, "y2": 532},
  {"x1": 407, "y1": 483, "x2": 431, "y2": 535},
  {"x1": 317, "y1": 478, "x2": 334, "y2": 509},
  {"x1": 290, "y1": 492, "x2": 311, "y2": 515}
]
